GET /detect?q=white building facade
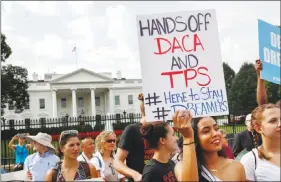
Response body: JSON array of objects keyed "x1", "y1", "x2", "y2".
[{"x1": 2, "y1": 68, "x2": 143, "y2": 121}]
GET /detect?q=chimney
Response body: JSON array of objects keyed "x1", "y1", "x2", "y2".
[
  {"x1": 116, "y1": 70, "x2": 121, "y2": 79},
  {"x1": 32, "y1": 72, "x2": 38, "y2": 81}
]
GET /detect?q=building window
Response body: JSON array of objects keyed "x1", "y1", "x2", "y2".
[
  {"x1": 39, "y1": 99, "x2": 45, "y2": 109},
  {"x1": 40, "y1": 118, "x2": 46, "y2": 127},
  {"x1": 9, "y1": 119, "x2": 15, "y2": 129},
  {"x1": 8, "y1": 102, "x2": 14, "y2": 110},
  {"x1": 78, "y1": 97, "x2": 84, "y2": 107},
  {"x1": 115, "y1": 95, "x2": 120, "y2": 105},
  {"x1": 129, "y1": 113, "x2": 134, "y2": 122},
  {"x1": 25, "y1": 118, "x2": 31, "y2": 129},
  {"x1": 61, "y1": 98, "x2": 66, "y2": 108},
  {"x1": 25, "y1": 101, "x2": 30, "y2": 110},
  {"x1": 128, "y1": 95, "x2": 133, "y2": 105},
  {"x1": 95, "y1": 97, "x2": 100, "y2": 106},
  {"x1": 116, "y1": 113, "x2": 121, "y2": 123}
]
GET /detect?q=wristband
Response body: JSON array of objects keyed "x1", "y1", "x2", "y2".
[{"x1": 183, "y1": 141, "x2": 195, "y2": 146}]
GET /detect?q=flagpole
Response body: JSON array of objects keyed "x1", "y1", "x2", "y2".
[
  {"x1": 75, "y1": 45, "x2": 78, "y2": 69},
  {"x1": 73, "y1": 44, "x2": 78, "y2": 69}
]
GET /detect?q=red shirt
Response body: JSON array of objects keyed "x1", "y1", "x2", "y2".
[{"x1": 222, "y1": 145, "x2": 234, "y2": 159}]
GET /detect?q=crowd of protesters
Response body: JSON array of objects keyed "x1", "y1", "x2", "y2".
[{"x1": 2, "y1": 59, "x2": 280, "y2": 181}]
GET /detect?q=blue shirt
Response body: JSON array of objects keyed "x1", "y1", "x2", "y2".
[
  {"x1": 0, "y1": 168, "x2": 6, "y2": 174},
  {"x1": 24, "y1": 151, "x2": 60, "y2": 181},
  {"x1": 15, "y1": 144, "x2": 29, "y2": 164}
]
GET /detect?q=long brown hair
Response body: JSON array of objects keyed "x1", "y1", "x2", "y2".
[{"x1": 251, "y1": 103, "x2": 279, "y2": 160}]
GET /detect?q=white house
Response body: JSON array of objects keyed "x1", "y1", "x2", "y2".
[{"x1": 2, "y1": 68, "x2": 143, "y2": 123}]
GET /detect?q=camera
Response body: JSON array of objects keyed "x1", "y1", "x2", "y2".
[{"x1": 17, "y1": 133, "x2": 26, "y2": 138}]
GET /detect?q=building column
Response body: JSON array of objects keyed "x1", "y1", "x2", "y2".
[
  {"x1": 91, "y1": 88, "x2": 96, "y2": 116},
  {"x1": 104, "y1": 92, "x2": 107, "y2": 114},
  {"x1": 72, "y1": 88, "x2": 77, "y2": 117},
  {"x1": 108, "y1": 88, "x2": 114, "y2": 114},
  {"x1": 52, "y1": 89, "x2": 57, "y2": 118}
]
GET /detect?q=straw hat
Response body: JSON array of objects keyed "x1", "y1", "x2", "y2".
[{"x1": 25, "y1": 132, "x2": 55, "y2": 150}]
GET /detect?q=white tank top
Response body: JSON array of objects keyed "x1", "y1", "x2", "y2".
[{"x1": 240, "y1": 148, "x2": 280, "y2": 181}]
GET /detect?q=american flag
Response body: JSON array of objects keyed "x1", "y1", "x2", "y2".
[{"x1": 72, "y1": 46, "x2": 76, "y2": 52}]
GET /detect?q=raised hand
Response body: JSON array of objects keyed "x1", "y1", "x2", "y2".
[
  {"x1": 173, "y1": 110, "x2": 194, "y2": 139},
  {"x1": 255, "y1": 59, "x2": 263, "y2": 77}
]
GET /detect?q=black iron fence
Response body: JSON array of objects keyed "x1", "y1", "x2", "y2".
[{"x1": 1, "y1": 113, "x2": 246, "y2": 172}]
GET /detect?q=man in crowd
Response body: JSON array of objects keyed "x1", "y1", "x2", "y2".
[
  {"x1": 24, "y1": 132, "x2": 60, "y2": 181},
  {"x1": 114, "y1": 93, "x2": 154, "y2": 182},
  {"x1": 77, "y1": 137, "x2": 95, "y2": 162},
  {"x1": 232, "y1": 114, "x2": 257, "y2": 159}
]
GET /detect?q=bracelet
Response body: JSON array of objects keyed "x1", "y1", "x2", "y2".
[{"x1": 183, "y1": 141, "x2": 195, "y2": 146}]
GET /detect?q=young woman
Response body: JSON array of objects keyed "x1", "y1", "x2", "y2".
[
  {"x1": 141, "y1": 121, "x2": 178, "y2": 182},
  {"x1": 174, "y1": 110, "x2": 245, "y2": 181},
  {"x1": 45, "y1": 130, "x2": 101, "y2": 182},
  {"x1": 241, "y1": 103, "x2": 280, "y2": 181},
  {"x1": 8, "y1": 133, "x2": 32, "y2": 171},
  {"x1": 90, "y1": 131, "x2": 125, "y2": 181}
]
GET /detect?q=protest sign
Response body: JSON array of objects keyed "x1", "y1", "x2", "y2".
[
  {"x1": 75, "y1": 177, "x2": 105, "y2": 181},
  {"x1": 258, "y1": 19, "x2": 280, "y2": 85},
  {"x1": 136, "y1": 9, "x2": 229, "y2": 122},
  {"x1": 1, "y1": 170, "x2": 26, "y2": 181}
]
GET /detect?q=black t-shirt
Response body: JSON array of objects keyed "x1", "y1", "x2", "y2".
[
  {"x1": 118, "y1": 123, "x2": 154, "y2": 182},
  {"x1": 142, "y1": 159, "x2": 177, "y2": 182}
]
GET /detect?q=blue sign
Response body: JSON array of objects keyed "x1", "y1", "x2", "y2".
[{"x1": 258, "y1": 19, "x2": 280, "y2": 85}]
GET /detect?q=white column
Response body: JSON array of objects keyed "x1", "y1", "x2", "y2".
[
  {"x1": 104, "y1": 92, "x2": 107, "y2": 114},
  {"x1": 108, "y1": 88, "x2": 114, "y2": 114},
  {"x1": 72, "y1": 88, "x2": 77, "y2": 117},
  {"x1": 52, "y1": 89, "x2": 57, "y2": 118},
  {"x1": 91, "y1": 88, "x2": 96, "y2": 116}
]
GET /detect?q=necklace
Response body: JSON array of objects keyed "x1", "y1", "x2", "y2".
[{"x1": 206, "y1": 158, "x2": 228, "y2": 172}]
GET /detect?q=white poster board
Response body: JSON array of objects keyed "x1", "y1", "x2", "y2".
[{"x1": 136, "y1": 9, "x2": 229, "y2": 122}]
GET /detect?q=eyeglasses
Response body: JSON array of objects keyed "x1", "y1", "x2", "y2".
[
  {"x1": 61, "y1": 130, "x2": 79, "y2": 135},
  {"x1": 59, "y1": 130, "x2": 79, "y2": 143},
  {"x1": 106, "y1": 139, "x2": 116, "y2": 143}
]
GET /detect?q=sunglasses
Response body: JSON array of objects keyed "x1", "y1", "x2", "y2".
[
  {"x1": 59, "y1": 130, "x2": 79, "y2": 143},
  {"x1": 106, "y1": 139, "x2": 116, "y2": 143}
]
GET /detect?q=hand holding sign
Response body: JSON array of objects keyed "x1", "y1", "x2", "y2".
[{"x1": 255, "y1": 59, "x2": 263, "y2": 77}]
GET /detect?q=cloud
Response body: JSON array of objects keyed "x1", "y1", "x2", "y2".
[
  {"x1": 17, "y1": 1, "x2": 59, "y2": 16},
  {"x1": 33, "y1": 34, "x2": 64, "y2": 59},
  {"x1": 67, "y1": 1, "x2": 94, "y2": 16}
]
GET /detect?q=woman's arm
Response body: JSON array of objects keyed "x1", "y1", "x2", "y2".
[
  {"x1": 89, "y1": 163, "x2": 100, "y2": 178},
  {"x1": 8, "y1": 135, "x2": 17, "y2": 150},
  {"x1": 44, "y1": 169, "x2": 54, "y2": 182},
  {"x1": 173, "y1": 110, "x2": 199, "y2": 181},
  {"x1": 255, "y1": 59, "x2": 268, "y2": 105}
]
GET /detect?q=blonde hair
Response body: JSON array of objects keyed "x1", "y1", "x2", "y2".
[
  {"x1": 95, "y1": 131, "x2": 116, "y2": 157},
  {"x1": 251, "y1": 103, "x2": 280, "y2": 160}
]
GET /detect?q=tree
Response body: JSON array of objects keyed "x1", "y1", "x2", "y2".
[
  {"x1": 1, "y1": 34, "x2": 12, "y2": 62},
  {"x1": 264, "y1": 81, "x2": 281, "y2": 103},
  {"x1": 223, "y1": 62, "x2": 236, "y2": 100},
  {"x1": 1, "y1": 33, "x2": 29, "y2": 115},
  {"x1": 229, "y1": 62, "x2": 257, "y2": 115}
]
